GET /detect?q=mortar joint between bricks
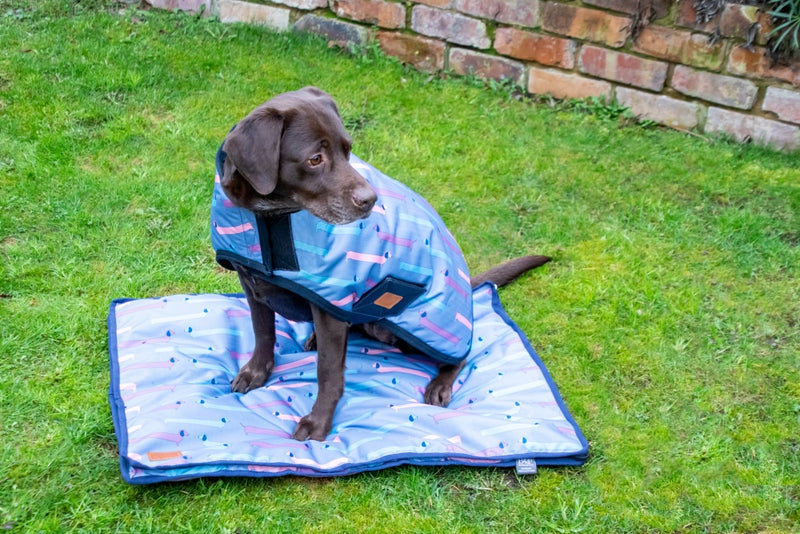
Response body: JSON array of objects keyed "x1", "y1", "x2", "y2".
[
  {"x1": 288, "y1": 8, "x2": 304, "y2": 25},
  {"x1": 697, "y1": 100, "x2": 710, "y2": 131},
  {"x1": 485, "y1": 18, "x2": 497, "y2": 42},
  {"x1": 750, "y1": 83, "x2": 769, "y2": 118}
]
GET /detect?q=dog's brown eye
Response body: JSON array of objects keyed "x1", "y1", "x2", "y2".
[{"x1": 309, "y1": 154, "x2": 323, "y2": 167}]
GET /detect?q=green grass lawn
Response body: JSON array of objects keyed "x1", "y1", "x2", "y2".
[{"x1": 1, "y1": 1, "x2": 799, "y2": 531}]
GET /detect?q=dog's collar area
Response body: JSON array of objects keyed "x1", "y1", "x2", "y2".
[
  {"x1": 250, "y1": 196, "x2": 302, "y2": 217},
  {"x1": 255, "y1": 213, "x2": 299, "y2": 273}
]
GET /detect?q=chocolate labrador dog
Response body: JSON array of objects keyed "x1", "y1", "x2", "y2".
[{"x1": 218, "y1": 86, "x2": 550, "y2": 441}]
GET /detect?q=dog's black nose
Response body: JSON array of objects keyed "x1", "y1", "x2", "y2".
[{"x1": 352, "y1": 187, "x2": 377, "y2": 213}]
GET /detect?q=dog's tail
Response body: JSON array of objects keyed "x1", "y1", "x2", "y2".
[{"x1": 470, "y1": 255, "x2": 551, "y2": 288}]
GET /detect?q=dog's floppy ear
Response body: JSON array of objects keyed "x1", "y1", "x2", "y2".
[{"x1": 222, "y1": 108, "x2": 283, "y2": 195}]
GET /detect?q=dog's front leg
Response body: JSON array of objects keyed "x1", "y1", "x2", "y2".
[
  {"x1": 231, "y1": 276, "x2": 276, "y2": 393},
  {"x1": 292, "y1": 304, "x2": 348, "y2": 441},
  {"x1": 424, "y1": 360, "x2": 466, "y2": 407}
]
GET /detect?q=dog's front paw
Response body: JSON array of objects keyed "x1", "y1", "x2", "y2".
[
  {"x1": 423, "y1": 378, "x2": 453, "y2": 407},
  {"x1": 291, "y1": 412, "x2": 333, "y2": 441},
  {"x1": 231, "y1": 360, "x2": 272, "y2": 393}
]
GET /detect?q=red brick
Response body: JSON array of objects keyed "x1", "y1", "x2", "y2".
[
  {"x1": 377, "y1": 31, "x2": 445, "y2": 72},
  {"x1": 219, "y1": 0, "x2": 290, "y2": 29},
  {"x1": 269, "y1": 0, "x2": 328, "y2": 8},
  {"x1": 449, "y1": 48, "x2": 525, "y2": 86},
  {"x1": 494, "y1": 27, "x2": 575, "y2": 68},
  {"x1": 763, "y1": 87, "x2": 800, "y2": 125},
  {"x1": 633, "y1": 25, "x2": 724, "y2": 70},
  {"x1": 718, "y1": 3, "x2": 770, "y2": 42},
  {"x1": 578, "y1": 45, "x2": 668, "y2": 91},
  {"x1": 333, "y1": 0, "x2": 406, "y2": 29},
  {"x1": 705, "y1": 107, "x2": 799, "y2": 151},
  {"x1": 677, "y1": 1, "x2": 771, "y2": 43},
  {"x1": 414, "y1": 0, "x2": 451, "y2": 7},
  {"x1": 616, "y1": 86, "x2": 701, "y2": 129},
  {"x1": 542, "y1": 3, "x2": 631, "y2": 48},
  {"x1": 676, "y1": 0, "x2": 716, "y2": 31},
  {"x1": 528, "y1": 66, "x2": 612, "y2": 100},
  {"x1": 454, "y1": 0, "x2": 540, "y2": 28},
  {"x1": 583, "y1": 0, "x2": 667, "y2": 18},
  {"x1": 295, "y1": 14, "x2": 369, "y2": 49},
  {"x1": 755, "y1": 11, "x2": 774, "y2": 45},
  {"x1": 671, "y1": 65, "x2": 757, "y2": 109},
  {"x1": 727, "y1": 46, "x2": 800, "y2": 88},
  {"x1": 411, "y1": 5, "x2": 490, "y2": 49}
]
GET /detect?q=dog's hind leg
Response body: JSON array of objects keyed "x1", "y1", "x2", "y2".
[{"x1": 422, "y1": 255, "x2": 551, "y2": 407}]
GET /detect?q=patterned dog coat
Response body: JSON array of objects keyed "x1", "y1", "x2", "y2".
[{"x1": 211, "y1": 146, "x2": 473, "y2": 364}]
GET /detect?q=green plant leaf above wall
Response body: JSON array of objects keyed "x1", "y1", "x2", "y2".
[{"x1": 768, "y1": 0, "x2": 800, "y2": 60}]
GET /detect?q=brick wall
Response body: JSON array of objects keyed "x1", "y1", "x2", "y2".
[{"x1": 153, "y1": 0, "x2": 800, "y2": 151}]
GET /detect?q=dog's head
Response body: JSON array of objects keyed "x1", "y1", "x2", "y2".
[{"x1": 221, "y1": 86, "x2": 377, "y2": 224}]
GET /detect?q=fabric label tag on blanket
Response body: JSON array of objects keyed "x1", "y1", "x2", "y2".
[
  {"x1": 107, "y1": 284, "x2": 588, "y2": 484},
  {"x1": 515, "y1": 458, "x2": 539, "y2": 475}
]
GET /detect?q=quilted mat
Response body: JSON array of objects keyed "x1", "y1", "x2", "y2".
[{"x1": 107, "y1": 284, "x2": 588, "y2": 483}]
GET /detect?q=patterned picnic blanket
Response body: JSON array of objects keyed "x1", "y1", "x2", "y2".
[{"x1": 107, "y1": 284, "x2": 588, "y2": 483}]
